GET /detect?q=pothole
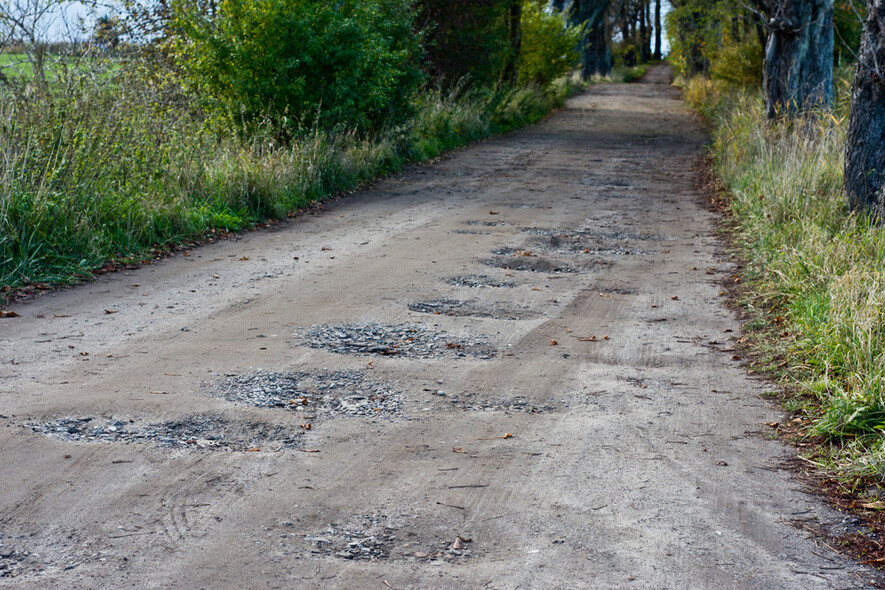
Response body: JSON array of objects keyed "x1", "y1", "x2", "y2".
[
  {"x1": 0, "y1": 536, "x2": 39, "y2": 580},
  {"x1": 522, "y1": 227, "x2": 665, "y2": 242},
  {"x1": 23, "y1": 415, "x2": 302, "y2": 450},
  {"x1": 304, "y1": 516, "x2": 397, "y2": 561},
  {"x1": 408, "y1": 299, "x2": 537, "y2": 320},
  {"x1": 302, "y1": 515, "x2": 472, "y2": 563},
  {"x1": 503, "y1": 202, "x2": 548, "y2": 209},
  {"x1": 482, "y1": 252, "x2": 578, "y2": 274},
  {"x1": 444, "y1": 275, "x2": 516, "y2": 288},
  {"x1": 216, "y1": 370, "x2": 402, "y2": 419},
  {"x1": 300, "y1": 322, "x2": 495, "y2": 359},
  {"x1": 464, "y1": 220, "x2": 508, "y2": 226}
]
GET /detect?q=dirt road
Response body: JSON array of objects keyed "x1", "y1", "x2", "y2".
[{"x1": 0, "y1": 65, "x2": 874, "y2": 588}]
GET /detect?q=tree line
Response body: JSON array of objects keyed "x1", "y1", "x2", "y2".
[{"x1": 667, "y1": 0, "x2": 885, "y2": 221}]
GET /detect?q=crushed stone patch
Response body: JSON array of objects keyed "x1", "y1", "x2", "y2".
[
  {"x1": 408, "y1": 298, "x2": 537, "y2": 320},
  {"x1": 482, "y1": 252, "x2": 578, "y2": 274},
  {"x1": 300, "y1": 322, "x2": 495, "y2": 359},
  {"x1": 24, "y1": 414, "x2": 302, "y2": 450},
  {"x1": 444, "y1": 275, "x2": 516, "y2": 288},
  {"x1": 216, "y1": 369, "x2": 402, "y2": 419}
]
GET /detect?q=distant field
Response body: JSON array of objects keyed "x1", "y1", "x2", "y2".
[{"x1": 0, "y1": 52, "x2": 120, "y2": 82}]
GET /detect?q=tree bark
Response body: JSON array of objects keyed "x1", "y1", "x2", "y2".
[
  {"x1": 845, "y1": 0, "x2": 885, "y2": 218},
  {"x1": 763, "y1": 0, "x2": 834, "y2": 118},
  {"x1": 640, "y1": 0, "x2": 650, "y2": 62},
  {"x1": 654, "y1": 0, "x2": 662, "y2": 59}
]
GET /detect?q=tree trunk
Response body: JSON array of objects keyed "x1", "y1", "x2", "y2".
[
  {"x1": 639, "y1": 0, "x2": 649, "y2": 62},
  {"x1": 503, "y1": 0, "x2": 522, "y2": 85},
  {"x1": 763, "y1": 0, "x2": 834, "y2": 118},
  {"x1": 654, "y1": 0, "x2": 662, "y2": 59},
  {"x1": 574, "y1": 0, "x2": 611, "y2": 78},
  {"x1": 845, "y1": 0, "x2": 885, "y2": 218}
]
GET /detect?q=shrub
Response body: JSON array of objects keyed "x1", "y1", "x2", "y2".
[
  {"x1": 171, "y1": 0, "x2": 425, "y2": 131},
  {"x1": 517, "y1": 0, "x2": 581, "y2": 87}
]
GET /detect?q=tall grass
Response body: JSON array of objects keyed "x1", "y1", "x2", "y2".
[
  {"x1": 0, "y1": 59, "x2": 583, "y2": 292},
  {"x1": 690, "y1": 77, "x2": 885, "y2": 483}
]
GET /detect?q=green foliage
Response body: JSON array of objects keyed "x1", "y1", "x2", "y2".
[
  {"x1": 666, "y1": 0, "x2": 761, "y2": 86},
  {"x1": 835, "y1": 0, "x2": 865, "y2": 64},
  {"x1": 171, "y1": 0, "x2": 424, "y2": 131},
  {"x1": 417, "y1": 0, "x2": 513, "y2": 87},
  {"x1": 0, "y1": 38, "x2": 584, "y2": 293},
  {"x1": 517, "y1": 0, "x2": 581, "y2": 87},
  {"x1": 690, "y1": 74, "x2": 885, "y2": 482},
  {"x1": 709, "y1": 37, "x2": 763, "y2": 88}
]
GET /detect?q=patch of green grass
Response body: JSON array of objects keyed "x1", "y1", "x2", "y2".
[
  {"x1": 688, "y1": 76, "x2": 885, "y2": 484},
  {"x1": 0, "y1": 64, "x2": 585, "y2": 296}
]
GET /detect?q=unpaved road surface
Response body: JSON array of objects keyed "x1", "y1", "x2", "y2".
[{"x1": 0, "y1": 65, "x2": 875, "y2": 588}]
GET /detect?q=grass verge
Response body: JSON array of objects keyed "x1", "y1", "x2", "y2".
[
  {"x1": 687, "y1": 76, "x2": 885, "y2": 547},
  {"x1": 0, "y1": 73, "x2": 584, "y2": 301}
]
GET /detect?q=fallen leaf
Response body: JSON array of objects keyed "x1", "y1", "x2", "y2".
[
  {"x1": 690, "y1": 266, "x2": 697, "y2": 270},
  {"x1": 731, "y1": 355, "x2": 742, "y2": 360},
  {"x1": 716, "y1": 460, "x2": 728, "y2": 466},
  {"x1": 79, "y1": 351, "x2": 89, "y2": 356},
  {"x1": 300, "y1": 423, "x2": 312, "y2": 430},
  {"x1": 244, "y1": 448, "x2": 261, "y2": 452},
  {"x1": 478, "y1": 433, "x2": 513, "y2": 440},
  {"x1": 670, "y1": 296, "x2": 679, "y2": 300},
  {"x1": 446, "y1": 342, "x2": 463, "y2": 349},
  {"x1": 764, "y1": 422, "x2": 779, "y2": 428},
  {"x1": 64, "y1": 453, "x2": 72, "y2": 459},
  {"x1": 452, "y1": 447, "x2": 468, "y2": 454},
  {"x1": 577, "y1": 336, "x2": 597, "y2": 342},
  {"x1": 150, "y1": 390, "x2": 169, "y2": 395},
  {"x1": 299, "y1": 449, "x2": 320, "y2": 453},
  {"x1": 603, "y1": 335, "x2": 609, "y2": 340},
  {"x1": 550, "y1": 339, "x2": 558, "y2": 346},
  {"x1": 104, "y1": 309, "x2": 117, "y2": 314},
  {"x1": 489, "y1": 211, "x2": 499, "y2": 215},
  {"x1": 531, "y1": 287, "x2": 542, "y2": 291},
  {"x1": 862, "y1": 501, "x2": 885, "y2": 510},
  {"x1": 583, "y1": 248, "x2": 590, "y2": 254},
  {"x1": 0, "y1": 311, "x2": 20, "y2": 318},
  {"x1": 321, "y1": 246, "x2": 331, "y2": 251},
  {"x1": 239, "y1": 256, "x2": 249, "y2": 261}
]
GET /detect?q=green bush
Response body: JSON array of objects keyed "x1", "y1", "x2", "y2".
[
  {"x1": 171, "y1": 0, "x2": 425, "y2": 131},
  {"x1": 709, "y1": 38, "x2": 762, "y2": 88},
  {"x1": 517, "y1": 0, "x2": 581, "y2": 87}
]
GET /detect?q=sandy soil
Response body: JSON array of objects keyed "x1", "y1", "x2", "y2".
[{"x1": 0, "y1": 64, "x2": 876, "y2": 589}]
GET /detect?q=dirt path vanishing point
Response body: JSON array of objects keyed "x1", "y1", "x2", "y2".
[{"x1": 0, "y1": 64, "x2": 877, "y2": 589}]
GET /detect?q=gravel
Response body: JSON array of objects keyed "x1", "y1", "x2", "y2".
[
  {"x1": 24, "y1": 415, "x2": 302, "y2": 450},
  {"x1": 0, "y1": 535, "x2": 33, "y2": 579},
  {"x1": 305, "y1": 516, "x2": 396, "y2": 561},
  {"x1": 408, "y1": 299, "x2": 536, "y2": 320},
  {"x1": 444, "y1": 275, "x2": 516, "y2": 288},
  {"x1": 300, "y1": 322, "x2": 495, "y2": 359},
  {"x1": 482, "y1": 253, "x2": 578, "y2": 274},
  {"x1": 215, "y1": 369, "x2": 402, "y2": 419}
]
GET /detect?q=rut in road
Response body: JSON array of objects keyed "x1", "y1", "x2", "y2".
[{"x1": 0, "y1": 64, "x2": 876, "y2": 588}]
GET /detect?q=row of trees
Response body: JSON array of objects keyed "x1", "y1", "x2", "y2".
[{"x1": 667, "y1": 0, "x2": 885, "y2": 220}]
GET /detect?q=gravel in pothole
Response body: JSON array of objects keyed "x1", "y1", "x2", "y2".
[
  {"x1": 444, "y1": 274, "x2": 516, "y2": 288},
  {"x1": 24, "y1": 415, "x2": 301, "y2": 450},
  {"x1": 0, "y1": 535, "x2": 38, "y2": 579},
  {"x1": 303, "y1": 516, "x2": 472, "y2": 562},
  {"x1": 483, "y1": 251, "x2": 577, "y2": 274},
  {"x1": 300, "y1": 322, "x2": 495, "y2": 359},
  {"x1": 304, "y1": 516, "x2": 397, "y2": 561},
  {"x1": 215, "y1": 370, "x2": 401, "y2": 418},
  {"x1": 464, "y1": 220, "x2": 508, "y2": 226},
  {"x1": 408, "y1": 299, "x2": 536, "y2": 320},
  {"x1": 522, "y1": 227, "x2": 666, "y2": 242}
]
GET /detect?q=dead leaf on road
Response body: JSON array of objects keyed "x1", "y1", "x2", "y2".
[
  {"x1": 239, "y1": 256, "x2": 249, "y2": 261},
  {"x1": 577, "y1": 336, "x2": 597, "y2": 342},
  {"x1": 298, "y1": 449, "x2": 320, "y2": 453},
  {"x1": 452, "y1": 447, "x2": 468, "y2": 454},
  {"x1": 764, "y1": 422, "x2": 779, "y2": 428},
  {"x1": 716, "y1": 460, "x2": 728, "y2": 466},
  {"x1": 446, "y1": 342, "x2": 463, "y2": 349},
  {"x1": 489, "y1": 211, "x2": 499, "y2": 215},
  {"x1": 0, "y1": 311, "x2": 20, "y2": 318},
  {"x1": 244, "y1": 448, "x2": 260, "y2": 452},
  {"x1": 862, "y1": 501, "x2": 885, "y2": 510},
  {"x1": 104, "y1": 310, "x2": 117, "y2": 314},
  {"x1": 478, "y1": 433, "x2": 513, "y2": 440},
  {"x1": 550, "y1": 339, "x2": 558, "y2": 346}
]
